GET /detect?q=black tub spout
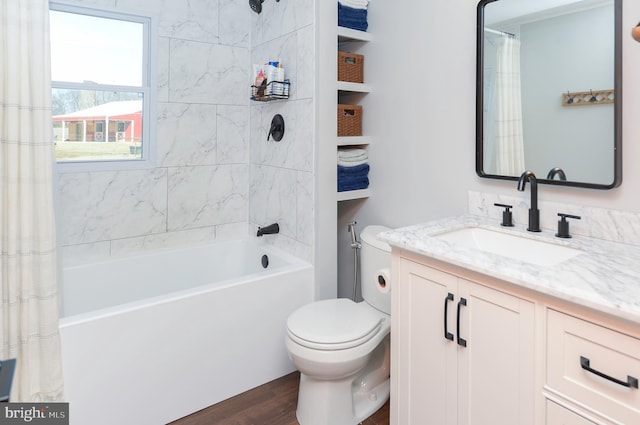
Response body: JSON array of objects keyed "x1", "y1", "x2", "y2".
[{"x1": 256, "y1": 223, "x2": 279, "y2": 237}]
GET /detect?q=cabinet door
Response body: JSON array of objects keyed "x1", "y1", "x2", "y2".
[
  {"x1": 457, "y1": 279, "x2": 535, "y2": 425},
  {"x1": 395, "y1": 258, "x2": 458, "y2": 425}
]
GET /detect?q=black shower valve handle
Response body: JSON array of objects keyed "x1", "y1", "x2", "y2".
[
  {"x1": 267, "y1": 123, "x2": 276, "y2": 140},
  {"x1": 267, "y1": 114, "x2": 285, "y2": 142},
  {"x1": 267, "y1": 122, "x2": 280, "y2": 141}
]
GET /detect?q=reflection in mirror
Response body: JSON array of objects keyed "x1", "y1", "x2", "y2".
[{"x1": 476, "y1": 0, "x2": 621, "y2": 189}]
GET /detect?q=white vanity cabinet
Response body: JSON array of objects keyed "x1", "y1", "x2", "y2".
[
  {"x1": 383, "y1": 216, "x2": 640, "y2": 425},
  {"x1": 391, "y1": 250, "x2": 640, "y2": 425},
  {"x1": 392, "y1": 253, "x2": 536, "y2": 425}
]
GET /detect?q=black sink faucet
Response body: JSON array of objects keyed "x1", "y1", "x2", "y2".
[{"x1": 517, "y1": 171, "x2": 541, "y2": 232}]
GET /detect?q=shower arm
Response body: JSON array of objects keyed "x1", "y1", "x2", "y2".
[{"x1": 249, "y1": 0, "x2": 279, "y2": 14}]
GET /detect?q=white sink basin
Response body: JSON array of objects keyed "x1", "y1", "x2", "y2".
[{"x1": 433, "y1": 227, "x2": 582, "y2": 266}]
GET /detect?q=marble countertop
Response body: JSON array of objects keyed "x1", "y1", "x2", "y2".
[{"x1": 379, "y1": 215, "x2": 640, "y2": 325}]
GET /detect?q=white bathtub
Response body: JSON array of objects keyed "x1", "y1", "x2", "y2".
[{"x1": 59, "y1": 239, "x2": 313, "y2": 425}]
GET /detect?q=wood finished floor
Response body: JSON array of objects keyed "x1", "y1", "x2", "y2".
[{"x1": 168, "y1": 372, "x2": 390, "y2": 425}]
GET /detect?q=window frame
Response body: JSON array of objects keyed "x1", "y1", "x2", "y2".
[{"x1": 50, "y1": 2, "x2": 157, "y2": 173}]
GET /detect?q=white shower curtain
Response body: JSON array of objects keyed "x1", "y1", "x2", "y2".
[
  {"x1": 1, "y1": 0, "x2": 64, "y2": 401},
  {"x1": 494, "y1": 36, "x2": 525, "y2": 176}
]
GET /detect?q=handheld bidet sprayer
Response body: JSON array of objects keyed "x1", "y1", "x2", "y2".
[{"x1": 347, "y1": 221, "x2": 361, "y2": 302}]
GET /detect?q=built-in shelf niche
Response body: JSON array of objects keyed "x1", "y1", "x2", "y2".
[
  {"x1": 337, "y1": 136, "x2": 371, "y2": 147},
  {"x1": 337, "y1": 81, "x2": 372, "y2": 93},
  {"x1": 336, "y1": 26, "x2": 371, "y2": 202},
  {"x1": 337, "y1": 188, "x2": 371, "y2": 202},
  {"x1": 337, "y1": 27, "x2": 373, "y2": 43}
]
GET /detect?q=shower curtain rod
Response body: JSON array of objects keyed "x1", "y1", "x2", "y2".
[{"x1": 484, "y1": 27, "x2": 515, "y2": 37}]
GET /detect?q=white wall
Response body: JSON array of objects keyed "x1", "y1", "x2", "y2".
[
  {"x1": 337, "y1": 0, "x2": 476, "y2": 297},
  {"x1": 337, "y1": 0, "x2": 640, "y2": 297}
]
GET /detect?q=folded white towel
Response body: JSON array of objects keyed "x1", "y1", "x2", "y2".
[
  {"x1": 339, "y1": 155, "x2": 367, "y2": 165},
  {"x1": 337, "y1": 147, "x2": 368, "y2": 160},
  {"x1": 338, "y1": 154, "x2": 367, "y2": 164},
  {"x1": 339, "y1": 0, "x2": 369, "y2": 10},
  {"x1": 338, "y1": 158, "x2": 368, "y2": 167}
]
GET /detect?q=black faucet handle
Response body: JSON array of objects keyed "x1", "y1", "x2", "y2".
[
  {"x1": 494, "y1": 203, "x2": 514, "y2": 227},
  {"x1": 556, "y1": 213, "x2": 581, "y2": 238}
]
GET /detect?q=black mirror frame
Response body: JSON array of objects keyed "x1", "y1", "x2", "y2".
[{"x1": 475, "y1": 0, "x2": 622, "y2": 189}]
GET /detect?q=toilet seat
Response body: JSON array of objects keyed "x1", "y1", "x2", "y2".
[{"x1": 287, "y1": 299, "x2": 383, "y2": 351}]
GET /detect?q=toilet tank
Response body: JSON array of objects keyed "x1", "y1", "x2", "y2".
[{"x1": 360, "y1": 225, "x2": 392, "y2": 314}]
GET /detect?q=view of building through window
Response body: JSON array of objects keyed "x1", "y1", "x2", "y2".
[
  {"x1": 49, "y1": 7, "x2": 149, "y2": 163},
  {"x1": 52, "y1": 89, "x2": 144, "y2": 160}
]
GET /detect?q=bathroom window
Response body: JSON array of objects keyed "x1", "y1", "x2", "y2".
[{"x1": 49, "y1": 3, "x2": 155, "y2": 171}]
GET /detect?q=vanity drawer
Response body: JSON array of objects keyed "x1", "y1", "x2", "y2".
[
  {"x1": 546, "y1": 309, "x2": 640, "y2": 424},
  {"x1": 546, "y1": 400, "x2": 600, "y2": 425}
]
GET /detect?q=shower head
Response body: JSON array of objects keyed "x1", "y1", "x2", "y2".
[
  {"x1": 249, "y1": 0, "x2": 264, "y2": 14},
  {"x1": 249, "y1": 0, "x2": 279, "y2": 15}
]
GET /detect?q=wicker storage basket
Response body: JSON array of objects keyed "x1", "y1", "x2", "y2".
[
  {"x1": 338, "y1": 51, "x2": 364, "y2": 83},
  {"x1": 337, "y1": 104, "x2": 362, "y2": 136}
]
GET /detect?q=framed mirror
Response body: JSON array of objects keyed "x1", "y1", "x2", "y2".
[{"x1": 476, "y1": 0, "x2": 622, "y2": 189}]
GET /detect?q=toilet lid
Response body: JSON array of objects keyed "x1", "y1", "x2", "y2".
[{"x1": 287, "y1": 298, "x2": 382, "y2": 350}]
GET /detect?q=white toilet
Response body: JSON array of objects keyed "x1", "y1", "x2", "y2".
[{"x1": 286, "y1": 225, "x2": 391, "y2": 425}]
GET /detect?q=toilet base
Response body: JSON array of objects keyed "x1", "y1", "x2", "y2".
[
  {"x1": 296, "y1": 374, "x2": 354, "y2": 425},
  {"x1": 352, "y1": 335, "x2": 390, "y2": 422},
  {"x1": 295, "y1": 336, "x2": 390, "y2": 425},
  {"x1": 295, "y1": 374, "x2": 389, "y2": 425},
  {"x1": 353, "y1": 377, "x2": 390, "y2": 423}
]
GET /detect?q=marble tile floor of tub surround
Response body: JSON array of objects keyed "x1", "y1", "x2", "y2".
[{"x1": 168, "y1": 372, "x2": 390, "y2": 425}]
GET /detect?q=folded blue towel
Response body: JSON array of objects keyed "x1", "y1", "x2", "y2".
[
  {"x1": 338, "y1": 176, "x2": 369, "y2": 192},
  {"x1": 338, "y1": 19, "x2": 368, "y2": 32},
  {"x1": 338, "y1": 163, "x2": 369, "y2": 177},
  {"x1": 338, "y1": 163, "x2": 369, "y2": 191},
  {"x1": 338, "y1": 3, "x2": 368, "y2": 19},
  {"x1": 338, "y1": 3, "x2": 368, "y2": 31}
]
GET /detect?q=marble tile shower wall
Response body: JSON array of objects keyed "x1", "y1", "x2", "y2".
[
  {"x1": 249, "y1": 0, "x2": 315, "y2": 261},
  {"x1": 58, "y1": 0, "x2": 256, "y2": 266}
]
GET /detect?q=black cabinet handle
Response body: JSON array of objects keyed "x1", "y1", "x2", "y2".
[
  {"x1": 444, "y1": 293, "x2": 454, "y2": 341},
  {"x1": 580, "y1": 356, "x2": 638, "y2": 389},
  {"x1": 456, "y1": 297, "x2": 467, "y2": 347}
]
